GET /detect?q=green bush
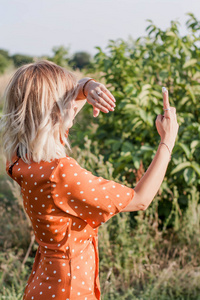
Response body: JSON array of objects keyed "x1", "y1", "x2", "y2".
[{"x1": 74, "y1": 13, "x2": 200, "y2": 226}]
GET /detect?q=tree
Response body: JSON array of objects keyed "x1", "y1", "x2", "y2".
[
  {"x1": 0, "y1": 54, "x2": 10, "y2": 74},
  {"x1": 11, "y1": 54, "x2": 34, "y2": 67},
  {"x1": 69, "y1": 51, "x2": 91, "y2": 70},
  {"x1": 0, "y1": 49, "x2": 10, "y2": 60},
  {"x1": 48, "y1": 46, "x2": 70, "y2": 68},
  {"x1": 0, "y1": 49, "x2": 11, "y2": 73}
]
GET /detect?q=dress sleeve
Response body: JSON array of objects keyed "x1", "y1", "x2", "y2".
[{"x1": 51, "y1": 157, "x2": 135, "y2": 229}]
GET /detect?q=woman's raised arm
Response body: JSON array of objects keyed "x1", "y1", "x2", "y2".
[{"x1": 122, "y1": 88, "x2": 179, "y2": 212}]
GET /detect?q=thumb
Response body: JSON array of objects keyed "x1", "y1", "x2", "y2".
[{"x1": 93, "y1": 106, "x2": 100, "y2": 117}]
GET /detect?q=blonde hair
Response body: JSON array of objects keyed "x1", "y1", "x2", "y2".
[{"x1": 0, "y1": 60, "x2": 79, "y2": 164}]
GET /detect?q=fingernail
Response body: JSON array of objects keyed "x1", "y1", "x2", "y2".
[
  {"x1": 110, "y1": 107, "x2": 114, "y2": 111},
  {"x1": 162, "y1": 87, "x2": 167, "y2": 93},
  {"x1": 113, "y1": 103, "x2": 116, "y2": 107}
]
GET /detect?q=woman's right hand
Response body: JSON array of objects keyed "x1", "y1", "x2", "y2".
[
  {"x1": 122, "y1": 87, "x2": 179, "y2": 213},
  {"x1": 155, "y1": 88, "x2": 179, "y2": 152}
]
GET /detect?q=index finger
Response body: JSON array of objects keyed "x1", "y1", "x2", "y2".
[{"x1": 162, "y1": 87, "x2": 170, "y2": 109}]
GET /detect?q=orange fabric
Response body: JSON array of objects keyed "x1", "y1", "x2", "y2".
[{"x1": 6, "y1": 152, "x2": 134, "y2": 300}]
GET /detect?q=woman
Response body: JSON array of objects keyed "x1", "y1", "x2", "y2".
[{"x1": 1, "y1": 60, "x2": 178, "y2": 300}]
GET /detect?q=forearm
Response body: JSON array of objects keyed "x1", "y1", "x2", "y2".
[
  {"x1": 123, "y1": 142, "x2": 172, "y2": 212},
  {"x1": 135, "y1": 143, "x2": 171, "y2": 207}
]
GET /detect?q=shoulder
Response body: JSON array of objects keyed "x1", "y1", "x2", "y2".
[
  {"x1": 51, "y1": 155, "x2": 87, "y2": 179},
  {"x1": 56, "y1": 155, "x2": 82, "y2": 169}
]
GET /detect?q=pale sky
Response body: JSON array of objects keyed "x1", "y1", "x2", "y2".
[{"x1": 1, "y1": 0, "x2": 200, "y2": 57}]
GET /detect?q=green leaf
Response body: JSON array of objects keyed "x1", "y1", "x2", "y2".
[
  {"x1": 177, "y1": 142, "x2": 192, "y2": 159},
  {"x1": 151, "y1": 90, "x2": 163, "y2": 99},
  {"x1": 183, "y1": 168, "x2": 195, "y2": 184},
  {"x1": 180, "y1": 42, "x2": 191, "y2": 56},
  {"x1": 142, "y1": 84, "x2": 152, "y2": 91},
  {"x1": 191, "y1": 140, "x2": 200, "y2": 151},
  {"x1": 179, "y1": 96, "x2": 189, "y2": 106},
  {"x1": 192, "y1": 72, "x2": 200, "y2": 81},
  {"x1": 112, "y1": 141, "x2": 121, "y2": 152},
  {"x1": 138, "y1": 90, "x2": 149, "y2": 100},
  {"x1": 166, "y1": 31, "x2": 177, "y2": 37},
  {"x1": 133, "y1": 157, "x2": 140, "y2": 169},
  {"x1": 124, "y1": 84, "x2": 134, "y2": 95},
  {"x1": 171, "y1": 162, "x2": 192, "y2": 175},
  {"x1": 123, "y1": 104, "x2": 137, "y2": 112},
  {"x1": 191, "y1": 162, "x2": 200, "y2": 176},
  {"x1": 121, "y1": 141, "x2": 135, "y2": 153},
  {"x1": 141, "y1": 145, "x2": 154, "y2": 152},
  {"x1": 139, "y1": 109, "x2": 147, "y2": 122},
  {"x1": 186, "y1": 85, "x2": 196, "y2": 104},
  {"x1": 183, "y1": 59, "x2": 197, "y2": 69}
]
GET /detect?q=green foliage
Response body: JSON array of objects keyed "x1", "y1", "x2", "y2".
[{"x1": 79, "y1": 13, "x2": 200, "y2": 224}]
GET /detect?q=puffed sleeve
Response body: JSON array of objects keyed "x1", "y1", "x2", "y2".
[{"x1": 51, "y1": 156, "x2": 135, "y2": 229}]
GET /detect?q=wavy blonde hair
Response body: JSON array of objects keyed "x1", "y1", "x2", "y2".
[{"x1": 0, "y1": 60, "x2": 78, "y2": 164}]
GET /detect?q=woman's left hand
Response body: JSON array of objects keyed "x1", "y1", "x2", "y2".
[{"x1": 84, "y1": 80, "x2": 116, "y2": 117}]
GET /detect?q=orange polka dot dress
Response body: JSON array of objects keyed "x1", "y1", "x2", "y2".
[{"x1": 6, "y1": 147, "x2": 134, "y2": 299}]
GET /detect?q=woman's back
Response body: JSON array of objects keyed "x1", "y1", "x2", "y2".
[{"x1": 6, "y1": 149, "x2": 134, "y2": 299}]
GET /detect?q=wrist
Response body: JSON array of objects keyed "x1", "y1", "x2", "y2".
[
  {"x1": 159, "y1": 141, "x2": 173, "y2": 161},
  {"x1": 82, "y1": 78, "x2": 96, "y2": 98},
  {"x1": 76, "y1": 78, "x2": 93, "y2": 100},
  {"x1": 160, "y1": 139, "x2": 175, "y2": 153}
]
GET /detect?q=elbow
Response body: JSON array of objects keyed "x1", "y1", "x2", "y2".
[
  {"x1": 138, "y1": 204, "x2": 148, "y2": 211},
  {"x1": 138, "y1": 202, "x2": 150, "y2": 211},
  {"x1": 130, "y1": 191, "x2": 151, "y2": 212}
]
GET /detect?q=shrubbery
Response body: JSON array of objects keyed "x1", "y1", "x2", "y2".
[{"x1": 73, "y1": 13, "x2": 200, "y2": 227}]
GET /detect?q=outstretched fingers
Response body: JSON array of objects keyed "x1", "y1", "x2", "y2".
[{"x1": 87, "y1": 94, "x2": 110, "y2": 114}]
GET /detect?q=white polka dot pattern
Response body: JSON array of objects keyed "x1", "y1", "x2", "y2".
[
  {"x1": 51, "y1": 157, "x2": 134, "y2": 229},
  {"x1": 6, "y1": 152, "x2": 134, "y2": 300}
]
